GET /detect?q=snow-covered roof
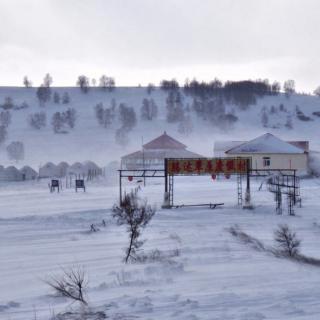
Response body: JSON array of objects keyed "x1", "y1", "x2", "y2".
[
  {"x1": 143, "y1": 131, "x2": 187, "y2": 150},
  {"x1": 20, "y1": 165, "x2": 37, "y2": 175},
  {"x1": 57, "y1": 161, "x2": 69, "y2": 168},
  {"x1": 226, "y1": 133, "x2": 305, "y2": 154},
  {"x1": 214, "y1": 141, "x2": 244, "y2": 152},
  {"x1": 122, "y1": 149, "x2": 203, "y2": 160}
]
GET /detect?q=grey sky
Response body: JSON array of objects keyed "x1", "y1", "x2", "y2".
[{"x1": 0, "y1": 0, "x2": 319, "y2": 91}]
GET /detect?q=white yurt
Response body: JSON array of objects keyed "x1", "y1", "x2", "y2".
[
  {"x1": 0, "y1": 165, "x2": 5, "y2": 181},
  {"x1": 20, "y1": 166, "x2": 38, "y2": 180},
  {"x1": 83, "y1": 160, "x2": 100, "y2": 171},
  {"x1": 57, "y1": 162, "x2": 69, "y2": 177},
  {"x1": 67, "y1": 162, "x2": 86, "y2": 176},
  {"x1": 39, "y1": 162, "x2": 59, "y2": 178},
  {"x1": 2, "y1": 166, "x2": 24, "y2": 181}
]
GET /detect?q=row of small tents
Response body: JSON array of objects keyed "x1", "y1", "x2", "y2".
[{"x1": 0, "y1": 161, "x2": 102, "y2": 181}]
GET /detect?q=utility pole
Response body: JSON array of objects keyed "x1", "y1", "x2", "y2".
[{"x1": 142, "y1": 136, "x2": 146, "y2": 187}]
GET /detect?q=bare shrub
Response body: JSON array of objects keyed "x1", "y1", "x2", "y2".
[
  {"x1": 46, "y1": 266, "x2": 88, "y2": 305},
  {"x1": 0, "y1": 110, "x2": 11, "y2": 127},
  {"x1": 274, "y1": 224, "x2": 301, "y2": 257},
  {"x1": 6, "y1": 141, "x2": 24, "y2": 162},
  {"x1": 112, "y1": 189, "x2": 155, "y2": 263},
  {"x1": 0, "y1": 125, "x2": 8, "y2": 145},
  {"x1": 29, "y1": 112, "x2": 46, "y2": 129}
]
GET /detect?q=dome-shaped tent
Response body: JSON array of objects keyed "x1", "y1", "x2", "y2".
[
  {"x1": 20, "y1": 166, "x2": 38, "y2": 180},
  {"x1": 39, "y1": 162, "x2": 58, "y2": 178},
  {"x1": 2, "y1": 166, "x2": 23, "y2": 181},
  {"x1": 57, "y1": 162, "x2": 69, "y2": 177},
  {"x1": 67, "y1": 162, "x2": 86, "y2": 176}
]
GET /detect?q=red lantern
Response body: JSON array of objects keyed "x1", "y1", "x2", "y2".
[
  {"x1": 128, "y1": 176, "x2": 133, "y2": 182},
  {"x1": 211, "y1": 174, "x2": 216, "y2": 180},
  {"x1": 225, "y1": 174, "x2": 230, "y2": 179}
]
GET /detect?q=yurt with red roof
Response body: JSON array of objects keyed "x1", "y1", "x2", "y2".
[{"x1": 121, "y1": 131, "x2": 202, "y2": 169}]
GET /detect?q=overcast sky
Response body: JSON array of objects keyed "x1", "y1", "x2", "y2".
[{"x1": 0, "y1": 0, "x2": 319, "y2": 91}]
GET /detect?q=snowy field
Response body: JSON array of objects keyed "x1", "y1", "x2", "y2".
[{"x1": 2, "y1": 176, "x2": 320, "y2": 319}]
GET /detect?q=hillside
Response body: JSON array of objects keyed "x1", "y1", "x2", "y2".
[{"x1": 0, "y1": 86, "x2": 319, "y2": 168}]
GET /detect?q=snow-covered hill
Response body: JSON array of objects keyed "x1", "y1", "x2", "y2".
[{"x1": 0, "y1": 87, "x2": 320, "y2": 168}]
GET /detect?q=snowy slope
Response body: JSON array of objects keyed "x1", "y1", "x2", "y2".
[
  {"x1": 2, "y1": 177, "x2": 320, "y2": 319},
  {"x1": 0, "y1": 87, "x2": 320, "y2": 169}
]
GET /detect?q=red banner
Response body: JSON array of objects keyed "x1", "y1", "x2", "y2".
[{"x1": 167, "y1": 158, "x2": 249, "y2": 175}]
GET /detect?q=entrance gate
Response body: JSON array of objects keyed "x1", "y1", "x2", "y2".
[{"x1": 163, "y1": 158, "x2": 251, "y2": 208}]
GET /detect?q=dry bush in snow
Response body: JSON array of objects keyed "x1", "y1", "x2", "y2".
[
  {"x1": 274, "y1": 224, "x2": 301, "y2": 257},
  {"x1": 112, "y1": 188, "x2": 155, "y2": 263},
  {"x1": 46, "y1": 266, "x2": 88, "y2": 305}
]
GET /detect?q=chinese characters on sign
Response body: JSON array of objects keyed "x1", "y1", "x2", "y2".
[{"x1": 167, "y1": 158, "x2": 249, "y2": 175}]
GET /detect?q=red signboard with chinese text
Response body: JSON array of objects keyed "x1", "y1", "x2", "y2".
[{"x1": 166, "y1": 158, "x2": 249, "y2": 175}]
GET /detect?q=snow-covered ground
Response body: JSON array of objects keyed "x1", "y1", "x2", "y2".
[{"x1": 2, "y1": 176, "x2": 320, "y2": 319}]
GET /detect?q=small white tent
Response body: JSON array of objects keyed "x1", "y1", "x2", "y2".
[
  {"x1": 57, "y1": 162, "x2": 69, "y2": 177},
  {"x1": 1, "y1": 166, "x2": 24, "y2": 181},
  {"x1": 67, "y1": 162, "x2": 86, "y2": 176},
  {"x1": 39, "y1": 162, "x2": 59, "y2": 178},
  {"x1": 20, "y1": 166, "x2": 38, "y2": 180}
]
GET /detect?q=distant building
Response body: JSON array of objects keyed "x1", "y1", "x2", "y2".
[
  {"x1": 121, "y1": 131, "x2": 203, "y2": 169},
  {"x1": 1, "y1": 166, "x2": 24, "y2": 181},
  {"x1": 39, "y1": 162, "x2": 59, "y2": 178},
  {"x1": 214, "y1": 133, "x2": 309, "y2": 172},
  {"x1": 56, "y1": 162, "x2": 69, "y2": 177},
  {"x1": 67, "y1": 162, "x2": 86, "y2": 176},
  {"x1": 20, "y1": 166, "x2": 38, "y2": 180}
]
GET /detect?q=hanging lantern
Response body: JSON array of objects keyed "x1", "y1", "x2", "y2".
[
  {"x1": 128, "y1": 176, "x2": 133, "y2": 182},
  {"x1": 211, "y1": 174, "x2": 216, "y2": 180},
  {"x1": 225, "y1": 174, "x2": 230, "y2": 179}
]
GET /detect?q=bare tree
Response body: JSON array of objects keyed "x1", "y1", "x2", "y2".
[
  {"x1": 45, "y1": 266, "x2": 88, "y2": 305},
  {"x1": 1, "y1": 97, "x2": 14, "y2": 110},
  {"x1": 43, "y1": 73, "x2": 53, "y2": 87},
  {"x1": 76, "y1": 75, "x2": 90, "y2": 93},
  {"x1": 274, "y1": 224, "x2": 301, "y2": 257},
  {"x1": 62, "y1": 92, "x2": 71, "y2": 104},
  {"x1": 112, "y1": 189, "x2": 155, "y2": 263},
  {"x1": 140, "y1": 98, "x2": 158, "y2": 121},
  {"x1": 51, "y1": 112, "x2": 64, "y2": 133},
  {"x1": 0, "y1": 111, "x2": 11, "y2": 127},
  {"x1": 0, "y1": 125, "x2": 7, "y2": 145},
  {"x1": 28, "y1": 112, "x2": 46, "y2": 129},
  {"x1": 63, "y1": 108, "x2": 77, "y2": 129},
  {"x1": 23, "y1": 76, "x2": 32, "y2": 88},
  {"x1": 53, "y1": 92, "x2": 60, "y2": 104},
  {"x1": 36, "y1": 85, "x2": 51, "y2": 106},
  {"x1": 99, "y1": 75, "x2": 115, "y2": 91},
  {"x1": 283, "y1": 80, "x2": 295, "y2": 97},
  {"x1": 119, "y1": 103, "x2": 137, "y2": 130},
  {"x1": 146, "y1": 83, "x2": 155, "y2": 94},
  {"x1": 6, "y1": 141, "x2": 24, "y2": 162}
]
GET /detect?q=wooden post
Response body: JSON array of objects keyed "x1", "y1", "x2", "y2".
[
  {"x1": 243, "y1": 158, "x2": 252, "y2": 209},
  {"x1": 293, "y1": 170, "x2": 296, "y2": 205},
  {"x1": 162, "y1": 158, "x2": 170, "y2": 208},
  {"x1": 164, "y1": 158, "x2": 168, "y2": 193},
  {"x1": 119, "y1": 170, "x2": 122, "y2": 205}
]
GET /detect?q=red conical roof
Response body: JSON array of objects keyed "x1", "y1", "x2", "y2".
[{"x1": 143, "y1": 131, "x2": 187, "y2": 150}]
